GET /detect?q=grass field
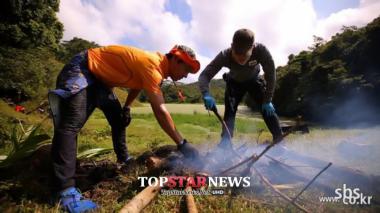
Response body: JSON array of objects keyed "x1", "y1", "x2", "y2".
[
  {"x1": 80, "y1": 104, "x2": 269, "y2": 157},
  {"x1": 1, "y1": 100, "x2": 379, "y2": 212}
]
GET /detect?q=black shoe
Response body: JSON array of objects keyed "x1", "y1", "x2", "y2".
[
  {"x1": 273, "y1": 135, "x2": 284, "y2": 144},
  {"x1": 117, "y1": 156, "x2": 134, "y2": 164},
  {"x1": 116, "y1": 156, "x2": 135, "y2": 170}
]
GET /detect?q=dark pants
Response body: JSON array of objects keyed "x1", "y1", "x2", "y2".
[
  {"x1": 221, "y1": 74, "x2": 282, "y2": 144},
  {"x1": 51, "y1": 84, "x2": 127, "y2": 191}
]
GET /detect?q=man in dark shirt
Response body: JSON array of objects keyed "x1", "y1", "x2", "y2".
[{"x1": 198, "y1": 28, "x2": 283, "y2": 149}]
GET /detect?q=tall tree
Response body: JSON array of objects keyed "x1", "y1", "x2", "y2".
[
  {"x1": 0, "y1": 46, "x2": 63, "y2": 102},
  {"x1": 270, "y1": 16, "x2": 380, "y2": 125},
  {"x1": 0, "y1": 0, "x2": 63, "y2": 49},
  {"x1": 57, "y1": 37, "x2": 99, "y2": 63}
]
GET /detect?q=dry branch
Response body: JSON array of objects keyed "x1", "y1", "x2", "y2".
[
  {"x1": 253, "y1": 167, "x2": 310, "y2": 213},
  {"x1": 272, "y1": 183, "x2": 300, "y2": 190},
  {"x1": 291, "y1": 162, "x2": 332, "y2": 203},
  {"x1": 217, "y1": 125, "x2": 297, "y2": 175},
  {"x1": 217, "y1": 143, "x2": 275, "y2": 175},
  {"x1": 265, "y1": 154, "x2": 297, "y2": 170}
]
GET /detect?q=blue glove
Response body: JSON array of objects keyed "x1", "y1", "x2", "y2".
[
  {"x1": 262, "y1": 102, "x2": 275, "y2": 117},
  {"x1": 202, "y1": 92, "x2": 216, "y2": 110}
]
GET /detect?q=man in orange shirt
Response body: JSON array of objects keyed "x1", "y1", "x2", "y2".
[{"x1": 49, "y1": 45, "x2": 201, "y2": 212}]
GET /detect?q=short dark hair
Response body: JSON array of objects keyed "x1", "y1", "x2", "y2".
[{"x1": 232, "y1": 28, "x2": 255, "y2": 54}]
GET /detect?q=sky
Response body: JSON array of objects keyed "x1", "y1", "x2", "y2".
[{"x1": 57, "y1": 0, "x2": 380, "y2": 83}]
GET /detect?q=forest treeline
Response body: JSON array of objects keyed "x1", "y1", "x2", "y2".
[{"x1": 0, "y1": 0, "x2": 379, "y2": 125}]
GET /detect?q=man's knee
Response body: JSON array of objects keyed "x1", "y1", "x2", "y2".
[
  {"x1": 56, "y1": 117, "x2": 86, "y2": 134},
  {"x1": 110, "y1": 121, "x2": 125, "y2": 133}
]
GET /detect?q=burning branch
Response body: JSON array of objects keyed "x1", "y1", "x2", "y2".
[
  {"x1": 252, "y1": 167, "x2": 310, "y2": 213},
  {"x1": 217, "y1": 142, "x2": 274, "y2": 175},
  {"x1": 210, "y1": 106, "x2": 242, "y2": 159},
  {"x1": 265, "y1": 154, "x2": 296, "y2": 170},
  {"x1": 217, "y1": 125, "x2": 297, "y2": 175}
]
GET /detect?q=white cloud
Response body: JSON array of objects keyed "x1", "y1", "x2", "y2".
[
  {"x1": 190, "y1": 0, "x2": 317, "y2": 66},
  {"x1": 58, "y1": 0, "x2": 120, "y2": 44},
  {"x1": 57, "y1": 0, "x2": 380, "y2": 83},
  {"x1": 315, "y1": 0, "x2": 380, "y2": 40},
  {"x1": 58, "y1": 0, "x2": 194, "y2": 51}
]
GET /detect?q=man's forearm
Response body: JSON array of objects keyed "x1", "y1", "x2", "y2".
[
  {"x1": 198, "y1": 72, "x2": 211, "y2": 95},
  {"x1": 264, "y1": 72, "x2": 275, "y2": 103},
  {"x1": 151, "y1": 103, "x2": 182, "y2": 144},
  {"x1": 124, "y1": 89, "x2": 141, "y2": 107},
  {"x1": 146, "y1": 91, "x2": 183, "y2": 144},
  {"x1": 259, "y1": 44, "x2": 276, "y2": 103},
  {"x1": 198, "y1": 51, "x2": 226, "y2": 95}
]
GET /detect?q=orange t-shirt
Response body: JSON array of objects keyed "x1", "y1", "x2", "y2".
[{"x1": 87, "y1": 45, "x2": 169, "y2": 94}]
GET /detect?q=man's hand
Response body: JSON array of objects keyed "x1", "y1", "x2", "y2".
[
  {"x1": 178, "y1": 139, "x2": 200, "y2": 159},
  {"x1": 262, "y1": 102, "x2": 275, "y2": 117},
  {"x1": 122, "y1": 106, "x2": 132, "y2": 127},
  {"x1": 202, "y1": 92, "x2": 216, "y2": 110}
]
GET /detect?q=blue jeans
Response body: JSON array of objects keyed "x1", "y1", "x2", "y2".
[{"x1": 51, "y1": 75, "x2": 127, "y2": 191}]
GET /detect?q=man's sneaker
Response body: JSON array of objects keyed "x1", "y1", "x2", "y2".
[{"x1": 59, "y1": 187, "x2": 97, "y2": 213}]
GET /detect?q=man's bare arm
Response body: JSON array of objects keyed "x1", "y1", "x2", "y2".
[
  {"x1": 146, "y1": 91, "x2": 182, "y2": 144},
  {"x1": 124, "y1": 89, "x2": 141, "y2": 108}
]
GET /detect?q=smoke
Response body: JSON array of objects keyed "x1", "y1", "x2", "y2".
[
  {"x1": 195, "y1": 126, "x2": 380, "y2": 199},
  {"x1": 327, "y1": 94, "x2": 379, "y2": 127},
  {"x1": 306, "y1": 88, "x2": 380, "y2": 127}
]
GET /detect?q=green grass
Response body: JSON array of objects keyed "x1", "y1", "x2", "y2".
[
  {"x1": 132, "y1": 103, "x2": 225, "y2": 114},
  {"x1": 78, "y1": 109, "x2": 267, "y2": 156},
  {"x1": 1, "y1": 101, "x2": 380, "y2": 212},
  {"x1": 0, "y1": 100, "x2": 52, "y2": 155}
]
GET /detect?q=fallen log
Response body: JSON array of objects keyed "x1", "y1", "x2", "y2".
[
  {"x1": 119, "y1": 181, "x2": 161, "y2": 213},
  {"x1": 253, "y1": 167, "x2": 310, "y2": 213},
  {"x1": 185, "y1": 180, "x2": 198, "y2": 213}
]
